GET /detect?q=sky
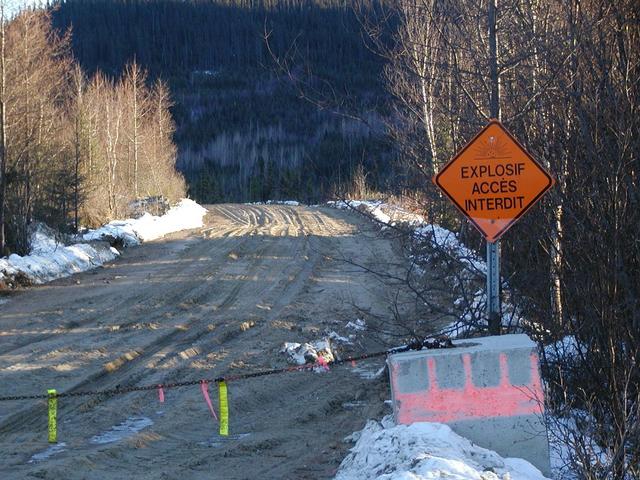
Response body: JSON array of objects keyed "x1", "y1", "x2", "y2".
[{"x1": 3, "y1": 0, "x2": 44, "y2": 18}]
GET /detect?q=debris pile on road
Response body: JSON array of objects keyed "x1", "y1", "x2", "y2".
[{"x1": 281, "y1": 339, "x2": 334, "y2": 366}]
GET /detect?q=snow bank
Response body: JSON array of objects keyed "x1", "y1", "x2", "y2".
[
  {"x1": 0, "y1": 241, "x2": 118, "y2": 285},
  {"x1": 0, "y1": 199, "x2": 207, "y2": 286},
  {"x1": 413, "y1": 223, "x2": 485, "y2": 274},
  {"x1": 0, "y1": 223, "x2": 119, "y2": 285},
  {"x1": 83, "y1": 198, "x2": 207, "y2": 245},
  {"x1": 335, "y1": 417, "x2": 550, "y2": 480},
  {"x1": 328, "y1": 200, "x2": 394, "y2": 226}
]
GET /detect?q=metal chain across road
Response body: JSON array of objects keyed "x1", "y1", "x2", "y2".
[{"x1": 0, "y1": 338, "x2": 453, "y2": 402}]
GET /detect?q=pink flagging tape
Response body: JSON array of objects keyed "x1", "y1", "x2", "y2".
[
  {"x1": 158, "y1": 385, "x2": 165, "y2": 403},
  {"x1": 200, "y1": 381, "x2": 218, "y2": 421},
  {"x1": 316, "y1": 356, "x2": 330, "y2": 372}
]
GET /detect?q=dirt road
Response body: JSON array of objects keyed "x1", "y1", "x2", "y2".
[{"x1": 0, "y1": 204, "x2": 424, "y2": 479}]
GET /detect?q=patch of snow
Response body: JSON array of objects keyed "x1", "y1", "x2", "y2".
[
  {"x1": 30, "y1": 223, "x2": 62, "y2": 255},
  {"x1": 82, "y1": 220, "x2": 140, "y2": 247},
  {"x1": 547, "y1": 412, "x2": 611, "y2": 480},
  {"x1": 346, "y1": 319, "x2": 366, "y2": 331},
  {"x1": 0, "y1": 240, "x2": 119, "y2": 285},
  {"x1": 281, "y1": 339, "x2": 334, "y2": 366},
  {"x1": 0, "y1": 199, "x2": 207, "y2": 286},
  {"x1": 549, "y1": 431, "x2": 577, "y2": 480},
  {"x1": 544, "y1": 336, "x2": 579, "y2": 363},
  {"x1": 335, "y1": 417, "x2": 550, "y2": 480},
  {"x1": 328, "y1": 331, "x2": 353, "y2": 344},
  {"x1": 246, "y1": 200, "x2": 301, "y2": 206},
  {"x1": 89, "y1": 416, "x2": 153, "y2": 445},
  {"x1": 328, "y1": 200, "x2": 390, "y2": 225},
  {"x1": 28, "y1": 442, "x2": 67, "y2": 463},
  {"x1": 413, "y1": 224, "x2": 486, "y2": 274},
  {"x1": 327, "y1": 200, "x2": 484, "y2": 273},
  {"x1": 83, "y1": 198, "x2": 207, "y2": 245}
]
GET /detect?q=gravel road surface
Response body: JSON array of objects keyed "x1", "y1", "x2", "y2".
[{"x1": 0, "y1": 204, "x2": 427, "y2": 479}]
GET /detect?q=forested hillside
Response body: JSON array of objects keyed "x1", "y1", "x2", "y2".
[{"x1": 51, "y1": 0, "x2": 392, "y2": 203}]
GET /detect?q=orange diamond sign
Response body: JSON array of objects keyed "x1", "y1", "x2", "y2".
[{"x1": 434, "y1": 120, "x2": 553, "y2": 242}]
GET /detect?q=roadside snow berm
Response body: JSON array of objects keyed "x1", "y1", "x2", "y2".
[{"x1": 387, "y1": 334, "x2": 550, "y2": 476}]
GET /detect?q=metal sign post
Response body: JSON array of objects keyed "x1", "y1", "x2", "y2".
[
  {"x1": 487, "y1": 0, "x2": 501, "y2": 334},
  {"x1": 487, "y1": 241, "x2": 500, "y2": 334}
]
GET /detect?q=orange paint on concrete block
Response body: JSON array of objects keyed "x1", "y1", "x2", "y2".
[
  {"x1": 387, "y1": 335, "x2": 551, "y2": 476},
  {"x1": 392, "y1": 353, "x2": 543, "y2": 424}
]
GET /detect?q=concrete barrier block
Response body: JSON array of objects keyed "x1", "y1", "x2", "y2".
[{"x1": 388, "y1": 334, "x2": 550, "y2": 476}]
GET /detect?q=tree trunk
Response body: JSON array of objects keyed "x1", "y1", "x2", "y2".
[{"x1": 0, "y1": 7, "x2": 6, "y2": 255}]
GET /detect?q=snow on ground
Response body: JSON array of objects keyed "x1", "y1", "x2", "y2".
[
  {"x1": 328, "y1": 200, "x2": 485, "y2": 272},
  {"x1": 328, "y1": 330, "x2": 354, "y2": 344},
  {"x1": 335, "y1": 416, "x2": 550, "y2": 480},
  {"x1": 543, "y1": 336, "x2": 579, "y2": 363},
  {"x1": 0, "y1": 227, "x2": 119, "y2": 285},
  {"x1": 328, "y1": 200, "x2": 400, "y2": 228},
  {"x1": 246, "y1": 200, "x2": 300, "y2": 206},
  {"x1": 0, "y1": 199, "x2": 207, "y2": 286},
  {"x1": 346, "y1": 318, "x2": 366, "y2": 331},
  {"x1": 83, "y1": 199, "x2": 207, "y2": 245},
  {"x1": 413, "y1": 223, "x2": 485, "y2": 274},
  {"x1": 327, "y1": 200, "x2": 481, "y2": 271},
  {"x1": 89, "y1": 416, "x2": 154, "y2": 445},
  {"x1": 28, "y1": 442, "x2": 67, "y2": 464}
]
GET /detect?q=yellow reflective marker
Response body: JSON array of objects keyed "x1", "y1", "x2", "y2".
[
  {"x1": 218, "y1": 381, "x2": 229, "y2": 436},
  {"x1": 47, "y1": 389, "x2": 57, "y2": 443}
]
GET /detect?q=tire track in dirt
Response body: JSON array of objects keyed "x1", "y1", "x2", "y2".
[
  {"x1": 0, "y1": 207, "x2": 281, "y2": 433},
  {"x1": 0, "y1": 206, "x2": 296, "y2": 416},
  {"x1": 0, "y1": 204, "x2": 426, "y2": 479}
]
